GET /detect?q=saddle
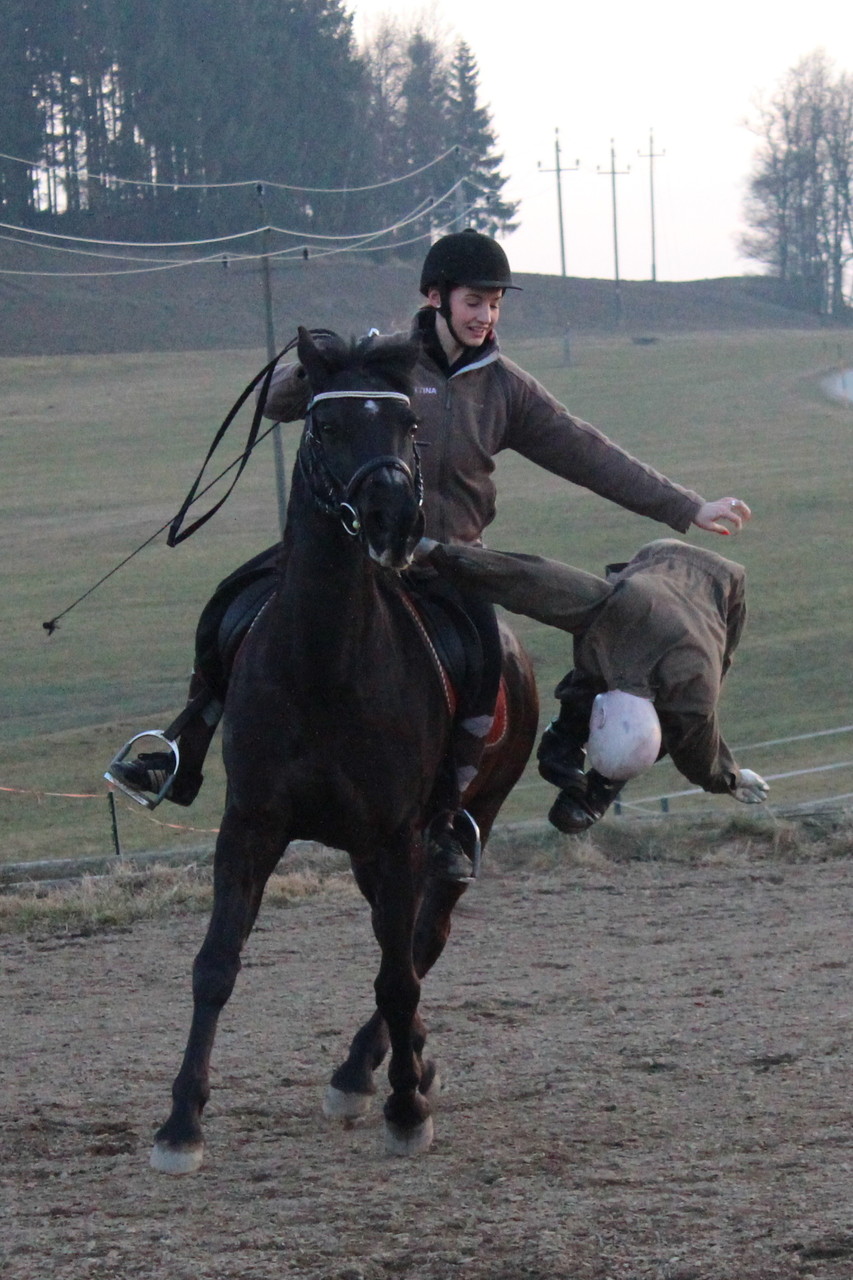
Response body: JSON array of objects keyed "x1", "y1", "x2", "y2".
[
  {"x1": 193, "y1": 551, "x2": 488, "y2": 715},
  {"x1": 194, "y1": 546, "x2": 280, "y2": 701}
]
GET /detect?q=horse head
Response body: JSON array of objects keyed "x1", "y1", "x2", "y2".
[{"x1": 296, "y1": 326, "x2": 424, "y2": 570}]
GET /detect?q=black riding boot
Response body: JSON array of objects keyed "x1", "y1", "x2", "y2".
[
  {"x1": 536, "y1": 702, "x2": 588, "y2": 790},
  {"x1": 548, "y1": 769, "x2": 625, "y2": 834},
  {"x1": 109, "y1": 672, "x2": 221, "y2": 807}
]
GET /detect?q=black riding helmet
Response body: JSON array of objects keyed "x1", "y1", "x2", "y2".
[
  {"x1": 419, "y1": 229, "x2": 520, "y2": 295},
  {"x1": 420, "y1": 230, "x2": 520, "y2": 350}
]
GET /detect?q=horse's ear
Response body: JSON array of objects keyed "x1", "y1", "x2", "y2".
[
  {"x1": 295, "y1": 327, "x2": 343, "y2": 391},
  {"x1": 297, "y1": 326, "x2": 327, "y2": 390},
  {"x1": 362, "y1": 334, "x2": 421, "y2": 386}
]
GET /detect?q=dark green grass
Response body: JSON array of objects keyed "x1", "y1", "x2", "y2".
[{"x1": 2, "y1": 331, "x2": 851, "y2": 863}]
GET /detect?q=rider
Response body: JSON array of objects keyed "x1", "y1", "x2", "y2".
[
  {"x1": 108, "y1": 230, "x2": 752, "y2": 876},
  {"x1": 411, "y1": 536, "x2": 770, "y2": 827}
]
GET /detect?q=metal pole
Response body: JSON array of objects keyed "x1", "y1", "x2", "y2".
[
  {"x1": 454, "y1": 146, "x2": 466, "y2": 228},
  {"x1": 638, "y1": 129, "x2": 665, "y2": 283},
  {"x1": 108, "y1": 792, "x2": 122, "y2": 857},
  {"x1": 598, "y1": 141, "x2": 630, "y2": 328},
  {"x1": 256, "y1": 183, "x2": 288, "y2": 532},
  {"x1": 554, "y1": 130, "x2": 566, "y2": 277},
  {"x1": 538, "y1": 128, "x2": 579, "y2": 277}
]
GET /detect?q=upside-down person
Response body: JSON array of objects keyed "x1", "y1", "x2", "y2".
[
  {"x1": 411, "y1": 537, "x2": 769, "y2": 830},
  {"x1": 107, "y1": 230, "x2": 754, "y2": 879}
]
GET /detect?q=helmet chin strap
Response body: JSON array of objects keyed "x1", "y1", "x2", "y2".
[
  {"x1": 437, "y1": 284, "x2": 465, "y2": 350},
  {"x1": 436, "y1": 285, "x2": 495, "y2": 356}
]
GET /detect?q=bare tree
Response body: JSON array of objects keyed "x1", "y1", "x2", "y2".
[{"x1": 742, "y1": 50, "x2": 853, "y2": 317}]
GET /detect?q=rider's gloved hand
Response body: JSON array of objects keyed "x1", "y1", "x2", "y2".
[
  {"x1": 412, "y1": 537, "x2": 439, "y2": 562},
  {"x1": 734, "y1": 768, "x2": 769, "y2": 804}
]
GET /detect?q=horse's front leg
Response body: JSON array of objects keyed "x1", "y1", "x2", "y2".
[
  {"x1": 369, "y1": 834, "x2": 435, "y2": 1156},
  {"x1": 150, "y1": 809, "x2": 287, "y2": 1174}
]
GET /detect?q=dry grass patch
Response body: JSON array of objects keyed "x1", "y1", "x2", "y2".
[
  {"x1": 1, "y1": 810, "x2": 850, "y2": 937},
  {"x1": 0, "y1": 855, "x2": 357, "y2": 937}
]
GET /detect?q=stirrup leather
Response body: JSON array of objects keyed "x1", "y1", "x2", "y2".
[{"x1": 104, "y1": 731, "x2": 180, "y2": 810}]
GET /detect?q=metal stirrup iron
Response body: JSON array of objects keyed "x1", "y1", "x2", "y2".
[{"x1": 104, "y1": 730, "x2": 181, "y2": 810}]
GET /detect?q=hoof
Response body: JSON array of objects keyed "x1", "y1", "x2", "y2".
[
  {"x1": 323, "y1": 1084, "x2": 374, "y2": 1121},
  {"x1": 149, "y1": 1139, "x2": 204, "y2": 1175},
  {"x1": 384, "y1": 1114, "x2": 434, "y2": 1156}
]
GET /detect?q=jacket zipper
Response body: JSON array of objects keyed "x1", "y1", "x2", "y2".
[{"x1": 435, "y1": 378, "x2": 454, "y2": 542}]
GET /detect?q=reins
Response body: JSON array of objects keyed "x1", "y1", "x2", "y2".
[
  {"x1": 42, "y1": 329, "x2": 419, "y2": 634},
  {"x1": 42, "y1": 329, "x2": 335, "y2": 634},
  {"x1": 166, "y1": 329, "x2": 338, "y2": 546}
]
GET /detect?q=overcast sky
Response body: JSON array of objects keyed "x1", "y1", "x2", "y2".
[{"x1": 347, "y1": 0, "x2": 852, "y2": 282}]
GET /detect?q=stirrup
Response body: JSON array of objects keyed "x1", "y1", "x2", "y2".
[
  {"x1": 453, "y1": 809, "x2": 482, "y2": 880},
  {"x1": 104, "y1": 731, "x2": 180, "y2": 810}
]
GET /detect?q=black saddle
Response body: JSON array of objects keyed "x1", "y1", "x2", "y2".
[
  {"x1": 193, "y1": 549, "x2": 486, "y2": 712},
  {"x1": 400, "y1": 572, "x2": 485, "y2": 714},
  {"x1": 194, "y1": 546, "x2": 279, "y2": 701}
]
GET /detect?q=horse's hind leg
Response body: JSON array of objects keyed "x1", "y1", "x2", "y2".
[
  {"x1": 324, "y1": 1005, "x2": 439, "y2": 1119},
  {"x1": 150, "y1": 811, "x2": 286, "y2": 1174},
  {"x1": 326, "y1": 874, "x2": 463, "y2": 1125}
]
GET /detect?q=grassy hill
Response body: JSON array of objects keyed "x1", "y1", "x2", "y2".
[
  {"x1": 0, "y1": 237, "x2": 837, "y2": 357},
  {"x1": 2, "y1": 325, "x2": 852, "y2": 865}
]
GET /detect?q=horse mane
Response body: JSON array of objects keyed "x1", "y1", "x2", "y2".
[{"x1": 307, "y1": 330, "x2": 421, "y2": 398}]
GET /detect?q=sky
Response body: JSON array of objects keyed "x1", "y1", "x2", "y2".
[{"x1": 347, "y1": 0, "x2": 852, "y2": 283}]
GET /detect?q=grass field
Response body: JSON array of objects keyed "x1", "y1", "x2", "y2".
[{"x1": 2, "y1": 329, "x2": 852, "y2": 865}]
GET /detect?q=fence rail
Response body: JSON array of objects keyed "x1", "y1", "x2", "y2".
[
  {"x1": 2, "y1": 726, "x2": 852, "y2": 883},
  {"x1": 513, "y1": 724, "x2": 853, "y2": 814}
]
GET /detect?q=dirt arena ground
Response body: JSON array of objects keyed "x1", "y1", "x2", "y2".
[{"x1": 2, "y1": 849, "x2": 852, "y2": 1280}]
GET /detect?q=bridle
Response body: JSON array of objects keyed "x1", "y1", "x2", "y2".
[{"x1": 298, "y1": 390, "x2": 424, "y2": 538}]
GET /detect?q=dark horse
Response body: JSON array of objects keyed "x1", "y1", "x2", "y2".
[{"x1": 150, "y1": 327, "x2": 539, "y2": 1172}]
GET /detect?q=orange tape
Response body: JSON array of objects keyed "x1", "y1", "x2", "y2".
[
  {"x1": 0, "y1": 785, "x2": 101, "y2": 799},
  {"x1": 1, "y1": 783, "x2": 220, "y2": 834}
]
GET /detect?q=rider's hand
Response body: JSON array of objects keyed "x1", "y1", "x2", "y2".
[
  {"x1": 692, "y1": 497, "x2": 752, "y2": 535},
  {"x1": 734, "y1": 768, "x2": 769, "y2": 804}
]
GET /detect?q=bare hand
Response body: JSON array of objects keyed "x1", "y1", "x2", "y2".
[{"x1": 692, "y1": 497, "x2": 752, "y2": 536}]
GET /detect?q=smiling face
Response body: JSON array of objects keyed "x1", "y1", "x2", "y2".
[{"x1": 427, "y1": 284, "x2": 504, "y2": 357}]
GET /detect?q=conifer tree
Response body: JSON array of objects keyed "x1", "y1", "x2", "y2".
[{"x1": 446, "y1": 41, "x2": 518, "y2": 236}]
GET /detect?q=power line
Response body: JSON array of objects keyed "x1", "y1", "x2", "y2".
[
  {"x1": 0, "y1": 218, "x2": 267, "y2": 250},
  {"x1": 0, "y1": 183, "x2": 476, "y2": 277},
  {"x1": 0, "y1": 180, "x2": 463, "y2": 253},
  {"x1": 0, "y1": 146, "x2": 463, "y2": 195}
]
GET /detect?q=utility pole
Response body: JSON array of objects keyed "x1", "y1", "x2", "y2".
[
  {"x1": 537, "y1": 127, "x2": 579, "y2": 277},
  {"x1": 454, "y1": 145, "x2": 466, "y2": 229},
  {"x1": 256, "y1": 183, "x2": 287, "y2": 532},
  {"x1": 638, "y1": 128, "x2": 665, "y2": 282},
  {"x1": 597, "y1": 140, "x2": 630, "y2": 328}
]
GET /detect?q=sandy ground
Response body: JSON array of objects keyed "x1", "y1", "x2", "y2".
[{"x1": 2, "y1": 851, "x2": 852, "y2": 1280}]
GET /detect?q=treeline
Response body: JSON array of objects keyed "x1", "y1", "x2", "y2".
[
  {"x1": 0, "y1": 0, "x2": 517, "y2": 251},
  {"x1": 742, "y1": 51, "x2": 853, "y2": 318}
]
